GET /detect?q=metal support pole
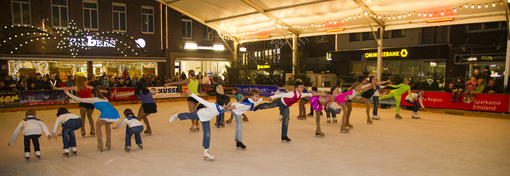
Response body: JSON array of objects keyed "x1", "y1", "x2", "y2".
[
  {"x1": 292, "y1": 33, "x2": 298, "y2": 75},
  {"x1": 233, "y1": 41, "x2": 238, "y2": 61},
  {"x1": 377, "y1": 27, "x2": 383, "y2": 80},
  {"x1": 505, "y1": 39, "x2": 510, "y2": 88}
]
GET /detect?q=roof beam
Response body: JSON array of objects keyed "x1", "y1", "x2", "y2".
[
  {"x1": 351, "y1": 0, "x2": 385, "y2": 27},
  {"x1": 241, "y1": 0, "x2": 299, "y2": 34}
]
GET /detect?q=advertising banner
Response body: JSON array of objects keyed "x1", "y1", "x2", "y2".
[
  {"x1": 143, "y1": 67, "x2": 156, "y2": 76},
  {"x1": 107, "y1": 67, "x2": 119, "y2": 77},
  {"x1": 18, "y1": 68, "x2": 36, "y2": 80},
  {"x1": 234, "y1": 85, "x2": 277, "y2": 97},
  {"x1": 107, "y1": 87, "x2": 138, "y2": 101},
  {"x1": 19, "y1": 90, "x2": 66, "y2": 106},
  {"x1": 223, "y1": 84, "x2": 234, "y2": 95},
  {"x1": 0, "y1": 91, "x2": 20, "y2": 107},
  {"x1": 59, "y1": 66, "x2": 73, "y2": 81},
  {"x1": 149, "y1": 86, "x2": 182, "y2": 98}
]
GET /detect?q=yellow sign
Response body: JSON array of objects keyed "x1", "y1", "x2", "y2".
[
  {"x1": 364, "y1": 49, "x2": 409, "y2": 58},
  {"x1": 257, "y1": 65, "x2": 270, "y2": 70}
]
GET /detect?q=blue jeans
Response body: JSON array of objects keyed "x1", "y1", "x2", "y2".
[
  {"x1": 372, "y1": 96, "x2": 379, "y2": 115},
  {"x1": 405, "y1": 100, "x2": 420, "y2": 112},
  {"x1": 125, "y1": 126, "x2": 143, "y2": 146},
  {"x1": 325, "y1": 107, "x2": 341, "y2": 118},
  {"x1": 451, "y1": 91, "x2": 461, "y2": 101},
  {"x1": 231, "y1": 111, "x2": 243, "y2": 142},
  {"x1": 24, "y1": 135, "x2": 41, "y2": 152},
  {"x1": 178, "y1": 111, "x2": 212, "y2": 149},
  {"x1": 62, "y1": 119, "x2": 82, "y2": 149},
  {"x1": 256, "y1": 99, "x2": 290, "y2": 137}
]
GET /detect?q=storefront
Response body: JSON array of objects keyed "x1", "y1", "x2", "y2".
[
  {"x1": 454, "y1": 53, "x2": 506, "y2": 81},
  {"x1": 175, "y1": 60, "x2": 229, "y2": 78}
]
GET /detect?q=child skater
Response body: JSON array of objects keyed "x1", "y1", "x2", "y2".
[
  {"x1": 168, "y1": 89, "x2": 233, "y2": 161},
  {"x1": 165, "y1": 70, "x2": 202, "y2": 132},
  {"x1": 307, "y1": 87, "x2": 323, "y2": 118},
  {"x1": 8, "y1": 109, "x2": 52, "y2": 160},
  {"x1": 359, "y1": 76, "x2": 391, "y2": 122},
  {"x1": 297, "y1": 86, "x2": 310, "y2": 120},
  {"x1": 65, "y1": 88, "x2": 120, "y2": 151},
  {"x1": 334, "y1": 83, "x2": 362, "y2": 133},
  {"x1": 372, "y1": 77, "x2": 390, "y2": 120},
  {"x1": 324, "y1": 87, "x2": 341, "y2": 123},
  {"x1": 379, "y1": 78, "x2": 412, "y2": 119},
  {"x1": 52, "y1": 107, "x2": 82, "y2": 157},
  {"x1": 227, "y1": 89, "x2": 263, "y2": 149},
  {"x1": 253, "y1": 81, "x2": 314, "y2": 142},
  {"x1": 275, "y1": 82, "x2": 288, "y2": 121},
  {"x1": 116, "y1": 82, "x2": 158, "y2": 135},
  {"x1": 113, "y1": 109, "x2": 144, "y2": 152},
  {"x1": 308, "y1": 91, "x2": 329, "y2": 137},
  {"x1": 226, "y1": 88, "x2": 249, "y2": 124},
  {"x1": 404, "y1": 89, "x2": 426, "y2": 119}
]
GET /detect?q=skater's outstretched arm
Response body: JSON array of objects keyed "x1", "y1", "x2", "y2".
[
  {"x1": 388, "y1": 84, "x2": 402, "y2": 89},
  {"x1": 8, "y1": 122, "x2": 23, "y2": 146},
  {"x1": 51, "y1": 116, "x2": 65, "y2": 139},
  {"x1": 65, "y1": 90, "x2": 105, "y2": 104},
  {"x1": 164, "y1": 79, "x2": 190, "y2": 86},
  {"x1": 419, "y1": 96, "x2": 425, "y2": 108},
  {"x1": 113, "y1": 118, "x2": 128, "y2": 129},
  {"x1": 186, "y1": 90, "x2": 215, "y2": 108},
  {"x1": 38, "y1": 121, "x2": 52, "y2": 140},
  {"x1": 378, "y1": 79, "x2": 391, "y2": 85}
]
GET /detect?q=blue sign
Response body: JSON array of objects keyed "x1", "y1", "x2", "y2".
[{"x1": 234, "y1": 85, "x2": 278, "y2": 97}]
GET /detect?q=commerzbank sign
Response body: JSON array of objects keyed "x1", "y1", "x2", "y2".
[{"x1": 364, "y1": 49, "x2": 408, "y2": 58}]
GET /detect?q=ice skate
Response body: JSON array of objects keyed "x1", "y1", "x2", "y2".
[
  {"x1": 281, "y1": 136, "x2": 291, "y2": 142},
  {"x1": 97, "y1": 139, "x2": 104, "y2": 152},
  {"x1": 24, "y1": 152, "x2": 30, "y2": 160},
  {"x1": 90, "y1": 131, "x2": 95, "y2": 136},
  {"x1": 315, "y1": 132, "x2": 325, "y2": 138},
  {"x1": 372, "y1": 115, "x2": 381, "y2": 120},
  {"x1": 124, "y1": 146, "x2": 130, "y2": 152},
  {"x1": 189, "y1": 125, "x2": 197, "y2": 132},
  {"x1": 62, "y1": 149, "x2": 70, "y2": 157},
  {"x1": 144, "y1": 128, "x2": 152, "y2": 135},
  {"x1": 340, "y1": 127, "x2": 350, "y2": 133},
  {"x1": 345, "y1": 123, "x2": 353, "y2": 129},
  {"x1": 333, "y1": 118, "x2": 337, "y2": 123},
  {"x1": 279, "y1": 115, "x2": 283, "y2": 121},
  {"x1": 236, "y1": 141, "x2": 246, "y2": 150},
  {"x1": 412, "y1": 112, "x2": 420, "y2": 119},
  {"x1": 226, "y1": 118, "x2": 233, "y2": 124},
  {"x1": 395, "y1": 114, "x2": 403, "y2": 119},
  {"x1": 326, "y1": 118, "x2": 331, "y2": 123},
  {"x1": 242, "y1": 116, "x2": 249, "y2": 121},
  {"x1": 138, "y1": 144, "x2": 143, "y2": 149},
  {"x1": 35, "y1": 151, "x2": 40, "y2": 159},
  {"x1": 71, "y1": 147, "x2": 77, "y2": 155},
  {"x1": 106, "y1": 137, "x2": 111, "y2": 149},
  {"x1": 168, "y1": 112, "x2": 179, "y2": 123},
  {"x1": 307, "y1": 113, "x2": 313, "y2": 117},
  {"x1": 204, "y1": 149, "x2": 215, "y2": 161},
  {"x1": 367, "y1": 119, "x2": 373, "y2": 125},
  {"x1": 81, "y1": 129, "x2": 86, "y2": 137}
]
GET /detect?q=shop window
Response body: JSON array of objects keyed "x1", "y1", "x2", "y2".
[
  {"x1": 12, "y1": 0, "x2": 31, "y2": 25},
  {"x1": 113, "y1": 3, "x2": 126, "y2": 31},
  {"x1": 182, "y1": 14, "x2": 192, "y2": 39},
  {"x1": 484, "y1": 22, "x2": 500, "y2": 30},
  {"x1": 204, "y1": 26, "x2": 214, "y2": 40},
  {"x1": 141, "y1": 6, "x2": 154, "y2": 33},
  {"x1": 422, "y1": 26, "x2": 448, "y2": 44},
  {"x1": 317, "y1": 35, "x2": 328, "y2": 43},
  {"x1": 392, "y1": 29, "x2": 405, "y2": 38},
  {"x1": 83, "y1": 0, "x2": 98, "y2": 30},
  {"x1": 467, "y1": 23, "x2": 483, "y2": 32},
  {"x1": 362, "y1": 32, "x2": 375, "y2": 41},
  {"x1": 349, "y1": 33, "x2": 361, "y2": 42},
  {"x1": 52, "y1": 0, "x2": 68, "y2": 27},
  {"x1": 467, "y1": 21, "x2": 506, "y2": 32}
]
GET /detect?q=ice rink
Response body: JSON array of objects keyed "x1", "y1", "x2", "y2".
[{"x1": 1, "y1": 99, "x2": 510, "y2": 176}]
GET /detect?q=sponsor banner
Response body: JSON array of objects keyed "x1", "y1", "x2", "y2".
[
  {"x1": 19, "y1": 68, "x2": 37, "y2": 80},
  {"x1": 0, "y1": 91, "x2": 20, "y2": 107},
  {"x1": 234, "y1": 85, "x2": 277, "y2": 97},
  {"x1": 108, "y1": 87, "x2": 138, "y2": 101},
  {"x1": 107, "y1": 67, "x2": 119, "y2": 77},
  {"x1": 143, "y1": 67, "x2": 156, "y2": 76},
  {"x1": 377, "y1": 91, "x2": 509, "y2": 113},
  {"x1": 223, "y1": 84, "x2": 234, "y2": 95},
  {"x1": 59, "y1": 67, "x2": 73, "y2": 81},
  {"x1": 19, "y1": 90, "x2": 66, "y2": 106},
  {"x1": 149, "y1": 86, "x2": 182, "y2": 98}
]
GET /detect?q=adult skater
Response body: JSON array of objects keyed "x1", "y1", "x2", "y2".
[
  {"x1": 334, "y1": 83, "x2": 362, "y2": 133},
  {"x1": 65, "y1": 88, "x2": 120, "y2": 151},
  {"x1": 51, "y1": 108, "x2": 82, "y2": 157},
  {"x1": 165, "y1": 70, "x2": 202, "y2": 132},
  {"x1": 404, "y1": 89, "x2": 426, "y2": 119},
  {"x1": 168, "y1": 89, "x2": 233, "y2": 161},
  {"x1": 253, "y1": 82, "x2": 314, "y2": 142},
  {"x1": 117, "y1": 82, "x2": 158, "y2": 135},
  {"x1": 379, "y1": 78, "x2": 412, "y2": 119},
  {"x1": 8, "y1": 109, "x2": 52, "y2": 160}
]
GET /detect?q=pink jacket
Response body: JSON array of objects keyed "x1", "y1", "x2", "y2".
[{"x1": 466, "y1": 80, "x2": 477, "y2": 91}]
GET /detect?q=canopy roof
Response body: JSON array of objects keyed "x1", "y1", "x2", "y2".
[{"x1": 158, "y1": 0, "x2": 508, "y2": 42}]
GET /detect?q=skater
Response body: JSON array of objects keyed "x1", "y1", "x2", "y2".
[
  {"x1": 226, "y1": 88, "x2": 249, "y2": 124},
  {"x1": 212, "y1": 77, "x2": 226, "y2": 127},
  {"x1": 307, "y1": 87, "x2": 323, "y2": 118},
  {"x1": 117, "y1": 82, "x2": 158, "y2": 135},
  {"x1": 113, "y1": 109, "x2": 144, "y2": 152},
  {"x1": 227, "y1": 89, "x2": 263, "y2": 149},
  {"x1": 334, "y1": 83, "x2": 362, "y2": 133},
  {"x1": 51, "y1": 108, "x2": 82, "y2": 157},
  {"x1": 297, "y1": 86, "x2": 310, "y2": 120},
  {"x1": 8, "y1": 109, "x2": 52, "y2": 160},
  {"x1": 253, "y1": 81, "x2": 314, "y2": 142},
  {"x1": 165, "y1": 70, "x2": 202, "y2": 132},
  {"x1": 308, "y1": 91, "x2": 329, "y2": 137},
  {"x1": 324, "y1": 90, "x2": 341, "y2": 123},
  {"x1": 372, "y1": 77, "x2": 390, "y2": 120},
  {"x1": 168, "y1": 89, "x2": 233, "y2": 161},
  {"x1": 360, "y1": 76, "x2": 391, "y2": 122},
  {"x1": 404, "y1": 89, "x2": 426, "y2": 119},
  {"x1": 275, "y1": 82, "x2": 288, "y2": 121},
  {"x1": 464, "y1": 76, "x2": 477, "y2": 103},
  {"x1": 53, "y1": 73, "x2": 107, "y2": 137},
  {"x1": 378, "y1": 78, "x2": 412, "y2": 119},
  {"x1": 451, "y1": 77, "x2": 464, "y2": 103},
  {"x1": 65, "y1": 88, "x2": 120, "y2": 151}
]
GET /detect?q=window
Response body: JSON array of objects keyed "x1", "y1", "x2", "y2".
[
  {"x1": 113, "y1": 3, "x2": 126, "y2": 31},
  {"x1": 52, "y1": 0, "x2": 68, "y2": 27},
  {"x1": 362, "y1": 32, "x2": 375, "y2": 41},
  {"x1": 182, "y1": 15, "x2": 192, "y2": 39},
  {"x1": 12, "y1": 0, "x2": 31, "y2": 25},
  {"x1": 141, "y1": 6, "x2": 154, "y2": 33},
  {"x1": 317, "y1": 35, "x2": 328, "y2": 43},
  {"x1": 422, "y1": 26, "x2": 448, "y2": 44},
  {"x1": 467, "y1": 23, "x2": 482, "y2": 32},
  {"x1": 349, "y1": 33, "x2": 361, "y2": 42},
  {"x1": 392, "y1": 29, "x2": 405, "y2": 38},
  {"x1": 377, "y1": 31, "x2": 390, "y2": 39},
  {"x1": 467, "y1": 21, "x2": 506, "y2": 32},
  {"x1": 204, "y1": 26, "x2": 214, "y2": 40},
  {"x1": 83, "y1": 0, "x2": 98, "y2": 30}
]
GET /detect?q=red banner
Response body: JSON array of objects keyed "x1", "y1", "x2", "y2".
[
  {"x1": 107, "y1": 87, "x2": 138, "y2": 101},
  {"x1": 399, "y1": 91, "x2": 510, "y2": 112}
]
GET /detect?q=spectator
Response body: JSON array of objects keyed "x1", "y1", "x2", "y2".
[
  {"x1": 483, "y1": 79, "x2": 499, "y2": 94},
  {"x1": 164, "y1": 78, "x2": 170, "y2": 84},
  {"x1": 464, "y1": 76, "x2": 477, "y2": 103},
  {"x1": 473, "y1": 78, "x2": 485, "y2": 94},
  {"x1": 17, "y1": 78, "x2": 28, "y2": 91},
  {"x1": 3, "y1": 76, "x2": 17, "y2": 91},
  {"x1": 109, "y1": 78, "x2": 117, "y2": 87},
  {"x1": 40, "y1": 76, "x2": 51, "y2": 90},
  {"x1": 132, "y1": 75, "x2": 139, "y2": 87},
  {"x1": 122, "y1": 69, "x2": 130, "y2": 80},
  {"x1": 66, "y1": 75, "x2": 75, "y2": 87},
  {"x1": 140, "y1": 74, "x2": 147, "y2": 84},
  {"x1": 180, "y1": 71, "x2": 187, "y2": 80},
  {"x1": 49, "y1": 74, "x2": 61, "y2": 88},
  {"x1": 124, "y1": 79, "x2": 133, "y2": 87},
  {"x1": 472, "y1": 69, "x2": 482, "y2": 80},
  {"x1": 154, "y1": 79, "x2": 163, "y2": 86},
  {"x1": 145, "y1": 75, "x2": 153, "y2": 87},
  {"x1": 446, "y1": 83, "x2": 454, "y2": 92},
  {"x1": 223, "y1": 74, "x2": 229, "y2": 84},
  {"x1": 118, "y1": 79, "x2": 126, "y2": 87},
  {"x1": 28, "y1": 83, "x2": 37, "y2": 90},
  {"x1": 0, "y1": 81, "x2": 5, "y2": 91},
  {"x1": 100, "y1": 74, "x2": 109, "y2": 90},
  {"x1": 482, "y1": 66, "x2": 491, "y2": 87},
  {"x1": 451, "y1": 77, "x2": 464, "y2": 103},
  {"x1": 33, "y1": 75, "x2": 42, "y2": 90}
]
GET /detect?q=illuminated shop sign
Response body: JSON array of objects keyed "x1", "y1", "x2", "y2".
[
  {"x1": 364, "y1": 49, "x2": 408, "y2": 58},
  {"x1": 184, "y1": 43, "x2": 225, "y2": 50},
  {"x1": 257, "y1": 65, "x2": 270, "y2": 70},
  {"x1": 455, "y1": 54, "x2": 505, "y2": 63},
  {"x1": 69, "y1": 36, "x2": 116, "y2": 47}
]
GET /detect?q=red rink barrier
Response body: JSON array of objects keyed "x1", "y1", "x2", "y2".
[
  {"x1": 399, "y1": 91, "x2": 510, "y2": 113},
  {"x1": 107, "y1": 88, "x2": 138, "y2": 101}
]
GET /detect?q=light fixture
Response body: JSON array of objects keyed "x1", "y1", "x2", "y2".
[
  {"x1": 240, "y1": 47, "x2": 247, "y2": 52},
  {"x1": 326, "y1": 28, "x2": 345, "y2": 33},
  {"x1": 184, "y1": 43, "x2": 198, "y2": 49}
]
